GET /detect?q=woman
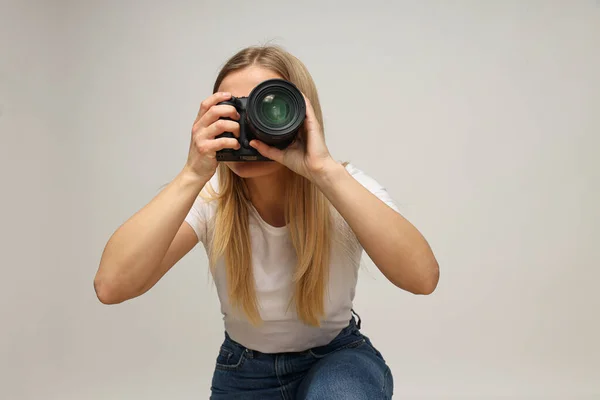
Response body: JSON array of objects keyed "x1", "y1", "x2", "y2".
[{"x1": 94, "y1": 45, "x2": 439, "y2": 399}]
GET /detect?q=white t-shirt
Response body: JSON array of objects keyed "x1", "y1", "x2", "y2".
[{"x1": 184, "y1": 163, "x2": 399, "y2": 353}]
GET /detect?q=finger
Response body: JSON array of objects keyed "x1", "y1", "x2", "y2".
[
  {"x1": 195, "y1": 137, "x2": 240, "y2": 157},
  {"x1": 249, "y1": 140, "x2": 284, "y2": 163},
  {"x1": 204, "y1": 119, "x2": 240, "y2": 139},
  {"x1": 208, "y1": 137, "x2": 241, "y2": 152},
  {"x1": 196, "y1": 92, "x2": 232, "y2": 120},
  {"x1": 301, "y1": 94, "x2": 320, "y2": 133},
  {"x1": 197, "y1": 104, "x2": 240, "y2": 129}
]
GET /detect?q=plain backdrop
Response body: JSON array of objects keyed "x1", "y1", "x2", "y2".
[{"x1": 1, "y1": 1, "x2": 599, "y2": 399}]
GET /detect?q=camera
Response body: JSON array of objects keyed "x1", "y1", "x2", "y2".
[{"x1": 215, "y1": 78, "x2": 306, "y2": 162}]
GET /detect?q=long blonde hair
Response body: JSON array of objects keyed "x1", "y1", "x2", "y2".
[{"x1": 203, "y1": 45, "x2": 332, "y2": 327}]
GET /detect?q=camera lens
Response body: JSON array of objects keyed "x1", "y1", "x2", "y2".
[
  {"x1": 258, "y1": 92, "x2": 293, "y2": 128},
  {"x1": 247, "y1": 79, "x2": 305, "y2": 147}
]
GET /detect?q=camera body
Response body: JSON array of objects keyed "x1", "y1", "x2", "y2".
[{"x1": 215, "y1": 79, "x2": 306, "y2": 162}]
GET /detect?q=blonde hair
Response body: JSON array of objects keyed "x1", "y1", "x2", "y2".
[{"x1": 203, "y1": 45, "x2": 332, "y2": 326}]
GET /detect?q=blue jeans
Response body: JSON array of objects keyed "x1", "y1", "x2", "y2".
[{"x1": 210, "y1": 315, "x2": 393, "y2": 399}]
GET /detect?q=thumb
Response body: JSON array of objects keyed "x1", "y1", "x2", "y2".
[{"x1": 249, "y1": 140, "x2": 284, "y2": 163}]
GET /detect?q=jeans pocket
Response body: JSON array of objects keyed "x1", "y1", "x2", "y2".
[{"x1": 215, "y1": 344, "x2": 246, "y2": 371}]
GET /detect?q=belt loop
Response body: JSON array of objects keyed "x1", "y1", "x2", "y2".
[{"x1": 351, "y1": 308, "x2": 362, "y2": 330}]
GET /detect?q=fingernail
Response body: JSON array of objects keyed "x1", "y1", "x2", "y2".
[{"x1": 222, "y1": 92, "x2": 231, "y2": 97}]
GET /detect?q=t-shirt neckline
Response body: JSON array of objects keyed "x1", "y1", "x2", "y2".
[{"x1": 248, "y1": 203, "x2": 289, "y2": 236}]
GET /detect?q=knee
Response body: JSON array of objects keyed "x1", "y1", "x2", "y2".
[
  {"x1": 304, "y1": 373, "x2": 382, "y2": 400},
  {"x1": 298, "y1": 349, "x2": 393, "y2": 400}
]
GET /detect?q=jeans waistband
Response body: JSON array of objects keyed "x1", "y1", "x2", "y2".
[{"x1": 223, "y1": 311, "x2": 363, "y2": 355}]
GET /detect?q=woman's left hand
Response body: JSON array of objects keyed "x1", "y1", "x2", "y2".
[{"x1": 249, "y1": 95, "x2": 337, "y2": 182}]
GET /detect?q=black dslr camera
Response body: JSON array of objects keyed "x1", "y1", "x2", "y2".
[{"x1": 215, "y1": 78, "x2": 306, "y2": 161}]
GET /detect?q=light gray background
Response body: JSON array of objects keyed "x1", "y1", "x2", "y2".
[{"x1": 1, "y1": 1, "x2": 599, "y2": 399}]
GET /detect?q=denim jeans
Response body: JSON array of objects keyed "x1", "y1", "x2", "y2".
[{"x1": 210, "y1": 313, "x2": 393, "y2": 399}]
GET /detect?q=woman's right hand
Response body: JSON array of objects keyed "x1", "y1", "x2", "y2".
[{"x1": 183, "y1": 92, "x2": 241, "y2": 181}]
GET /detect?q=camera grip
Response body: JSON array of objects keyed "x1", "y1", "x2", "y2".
[
  {"x1": 215, "y1": 115, "x2": 237, "y2": 154},
  {"x1": 214, "y1": 99, "x2": 238, "y2": 142},
  {"x1": 217, "y1": 131, "x2": 236, "y2": 140}
]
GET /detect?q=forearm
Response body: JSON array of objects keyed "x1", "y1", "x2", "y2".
[
  {"x1": 95, "y1": 168, "x2": 207, "y2": 300},
  {"x1": 314, "y1": 162, "x2": 439, "y2": 294}
]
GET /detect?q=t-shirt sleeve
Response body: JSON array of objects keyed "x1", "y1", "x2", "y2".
[
  {"x1": 184, "y1": 195, "x2": 210, "y2": 243},
  {"x1": 345, "y1": 163, "x2": 401, "y2": 213}
]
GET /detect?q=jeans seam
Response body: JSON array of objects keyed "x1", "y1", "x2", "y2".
[
  {"x1": 382, "y1": 365, "x2": 392, "y2": 397},
  {"x1": 275, "y1": 355, "x2": 289, "y2": 400},
  {"x1": 215, "y1": 347, "x2": 246, "y2": 371}
]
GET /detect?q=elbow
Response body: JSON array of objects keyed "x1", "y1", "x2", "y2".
[
  {"x1": 396, "y1": 258, "x2": 439, "y2": 295},
  {"x1": 93, "y1": 274, "x2": 124, "y2": 305},
  {"x1": 415, "y1": 260, "x2": 440, "y2": 295},
  {"x1": 415, "y1": 279, "x2": 438, "y2": 295}
]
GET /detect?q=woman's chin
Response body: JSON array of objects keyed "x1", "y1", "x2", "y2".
[{"x1": 225, "y1": 161, "x2": 285, "y2": 179}]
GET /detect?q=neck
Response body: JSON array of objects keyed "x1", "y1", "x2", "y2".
[{"x1": 245, "y1": 168, "x2": 289, "y2": 227}]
